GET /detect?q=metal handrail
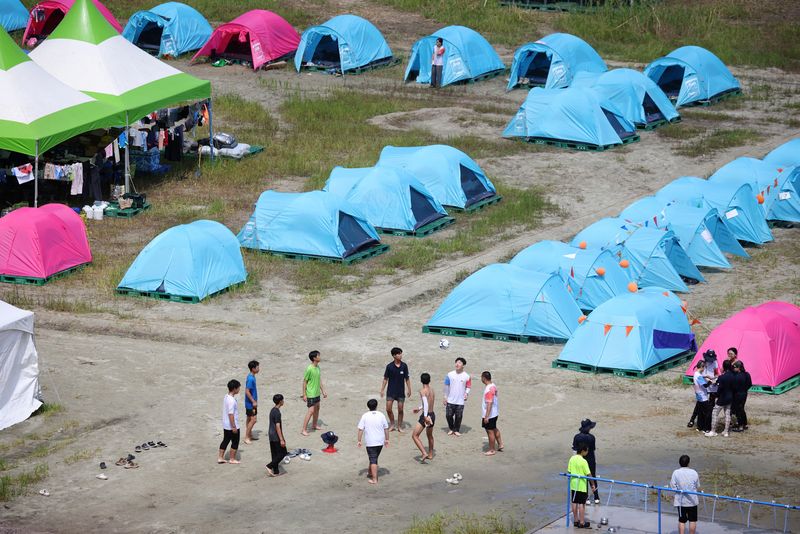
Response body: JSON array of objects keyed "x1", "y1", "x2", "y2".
[{"x1": 559, "y1": 473, "x2": 800, "y2": 533}]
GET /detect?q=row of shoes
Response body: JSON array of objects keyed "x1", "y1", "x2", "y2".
[
  {"x1": 445, "y1": 472, "x2": 463, "y2": 485},
  {"x1": 284, "y1": 448, "x2": 312, "y2": 463},
  {"x1": 135, "y1": 440, "x2": 167, "y2": 452}
]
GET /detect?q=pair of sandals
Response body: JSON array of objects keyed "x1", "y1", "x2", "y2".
[
  {"x1": 114, "y1": 454, "x2": 139, "y2": 469},
  {"x1": 134, "y1": 441, "x2": 167, "y2": 453},
  {"x1": 446, "y1": 472, "x2": 463, "y2": 485},
  {"x1": 575, "y1": 521, "x2": 591, "y2": 529}
]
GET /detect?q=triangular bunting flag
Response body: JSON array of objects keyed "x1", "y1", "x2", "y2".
[
  {"x1": 775, "y1": 178, "x2": 779, "y2": 186},
  {"x1": 570, "y1": 266, "x2": 575, "y2": 278},
  {"x1": 603, "y1": 324, "x2": 612, "y2": 335},
  {"x1": 691, "y1": 318, "x2": 701, "y2": 326},
  {"x1": 625, "y1": 325, "x2": 634, "y2": 337}
]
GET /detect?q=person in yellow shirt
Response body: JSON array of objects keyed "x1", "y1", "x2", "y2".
[{"x1": 568, "y1": 445, "x2": 592, "y2": 528}]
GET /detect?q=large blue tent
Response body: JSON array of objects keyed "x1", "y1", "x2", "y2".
[
  {"x1": 0, "y1": 0, "x2": 28, "y2": 32},
  {"x1": 572, "y1": 218, "x2": 703, "y2": 292},
  {"x1": 424, "y1": 263, "x2": 582, "y2": 341},
  {"x1": 710, "y1": 157, "x2": 800, "y2": 223},
  {"x1": 507, "y1": 33, "x2": 606, "y2": 90},
  {"x1": 656, "y1": 176, "x2": 773, "y2": 244},
  {"x1": 620, "y1": 197, "x2": 747, "y2": 269},
  {"x1": 377, "y1": 145, "x2": 497, "y2": 210},
  {"x1": 644, "y1": 45, "x2": 740, "y2": 107},
  {"x1": 571, "y1": 68, "x2": 679, "y2": 129},
  {"x1": 503, "y1": 87, "x2": 638, "y2": 149},
  {"x1": 294, "y1": 14, "x2": 392, "y2": 73},
  {"x1": 123, "y1": 2, "x2": 212, "y2": 57},
  {"x1": 554, "y1": 287, "x2": 696, "y2": 376},
  {"x1": 323, "y1": 166, "x2": 451, "y2": 234},
  {"x1": 117, "y1": 220, "x2": 246, "y2": 302},
  {"x1": 238, "y1": 190, "x2": 386, "y2": 262},
  {"x1": 763, "y1": 140, "x2": 800, "y2": 222},
  {"x1": 764, "y1": 139, "x2": 800, "y2": 168},
  {"x1": 509, "y1": 240, "x2": 629, "y2": 311},
  {"x1": 404, "y1": 25, "x2": 504, "y2": 87}
]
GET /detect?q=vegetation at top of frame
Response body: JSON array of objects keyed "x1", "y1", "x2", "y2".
[{"x1": 369, "y1": 0, "x2": 800, "y2": 71}]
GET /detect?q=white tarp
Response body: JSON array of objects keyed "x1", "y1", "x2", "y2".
[{"x1": 0, "y1": 300, "x2": 41, "y2": 430}]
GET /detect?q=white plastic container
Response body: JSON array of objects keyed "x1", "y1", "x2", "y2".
[
  {"x1": 83, "y1": 205, "x2": 94, "y2": 220},
  {"x1": 92, "y1": 205, "x2": 104, "y2": 220}
]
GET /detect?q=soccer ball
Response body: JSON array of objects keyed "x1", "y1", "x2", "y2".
[{"x1": 439, "y1": 338, "x2": 450, "y2": 350}]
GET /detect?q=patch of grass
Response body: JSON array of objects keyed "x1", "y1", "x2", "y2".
[
  {"x1": 405, "y1": 512, "x2": 526, "y2": 534},
  {"x1": 32, "y1": 403, "x2": 65, "y2": 418},
  {"x1": 778, "y1": 423, "x2": 800, "y2": 433},
  {"x1": 656, "y1": 123, "x2": 706, "y2": 140},
  {"x1": 0, "y1": 464, "x2": 49, "y2": 502},
  {"x1": 680, "y1": 110, "x2": 743, "y2": 123},
  {"x1": 64, "y1": 448, "x2": 100, "y2": 465},
  {"x1": 675, "y1": 129, "x2": 762, "y2": 157}
]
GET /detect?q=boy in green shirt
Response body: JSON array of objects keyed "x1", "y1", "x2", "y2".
[
  {"x1": 301, "y1": 350, "x2": 327, "y2": 436},
  {"x1": 568, "y1": 445, "x2": 592, "y2": 529}
]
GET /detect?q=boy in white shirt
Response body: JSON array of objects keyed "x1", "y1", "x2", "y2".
[
  {"x1": 481, "y1": 371, "x2": 503, "y2": 456},
  {"x1": 217, "y1": 379, "x2": 241, "y2": 464},
  {"x1": 443, "y1": 357, "x2": 471, "y2": 436},
  {"x1": 357, "y1": 399, "x2": 389, "y2": 484}
]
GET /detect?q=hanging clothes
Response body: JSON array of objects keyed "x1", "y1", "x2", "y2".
[{"x1": 70, "y1": 163, "x2": 83, "y2": 196}]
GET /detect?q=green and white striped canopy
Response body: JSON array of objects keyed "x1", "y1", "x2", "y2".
[
  {"x1": 0, "y1": 27, "x2": 126, "y2": 155},
  {"x1": 29, "y1": 0, "x2": 211, "y2": 124}
]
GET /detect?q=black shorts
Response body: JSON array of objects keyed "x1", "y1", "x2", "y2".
[
  {"x1": 366, "y1": 445, "x2": 383, "y2": 465},
  {"x1": 418, "y1": 412, "x2": 435, "y2": 427},
  {"x1": 306, "y1": 396, "x2": 320, "y2": 408},
  {"x1": 571, "y1": 490, "x2": 588, "y2": 504},
  {"x1": 482, "y1": 416, "x2": 498, "y2": 430},
  {"x1": 678, "y1": 506, "x2": 698, "y2": 523},
  {"x1": 246, "y1": 407, "x2": 257, "y2": 417},
  {"x1": 386, "y1": 395, "x2": 405, "y2": 403}
]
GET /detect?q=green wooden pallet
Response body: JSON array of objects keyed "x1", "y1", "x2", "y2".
[
  {"x1": 683, "y1": 373, "x2": 800, "y2": 395},
  {"x1": 115, "y1": 282, "x2": 241, "y2": 304},
  {"x1": 552, "y1": 350, "x2": 696, "y2": 379},
  {"x1": 0, "y1": 262, "x2": 89, "y2": 286},
  {"x1": 300, "y1": 57, "x2": 400, "y2": 75},
  {"x1": 448, "y1": 195, "x2": 503, "y2": 213},
  {"x1": 522, "y1": 134, "x2": 640, "y2": 152},
  {"x1": 640, "y1": 117, "x2": 681, "y2": 131},
  {"x1": 422, "y1": 325, "x2": 565, "y2": 344},
  {"x1": 377, "y1": 217, "x2": 455, "y2": 237},
  {"x1": 105, "y1": 201, "x2": 151, "y2": 219},
  {"x1": 255, "y1": 244, "x2": 390, "y2": 265},
  {"x1": 461, "y1": 68, "x2": 506, "y2": 85},
  {"x1": 678, "y1": 88, "x2": 743, "y2": 108}
]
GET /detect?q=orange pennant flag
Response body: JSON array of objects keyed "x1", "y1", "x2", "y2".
[
  {"x1": 625, "y1": 325, "x2": 634, "y2": 337},
  {"x1": 604, "y1": 324, "x2": 612, "y2": 335},
  {"x1": 691, "y1": 318, "x2": 701, "y2": 326},
  {"x1": 775, "y1": 178, "x2": 779, "y2": 187}
]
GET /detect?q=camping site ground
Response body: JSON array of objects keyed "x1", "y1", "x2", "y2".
[{"x1": 1, "y1": 1, "x2": 800, "y2": 533}]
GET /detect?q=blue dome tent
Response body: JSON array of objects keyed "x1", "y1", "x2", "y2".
[
  {"x1": 237, "y1": 190, "x2": 388, "y2": 264},
  {"x1": 116, "y1": 220, "x2": 246, "y2": 303},
  {"x1": 404, "y1": 25, "x2": 504, "y2": 87},
  {"x1": 571, "y1": 218, "x2": 703, "y2": 293},
  {"x1": 377, "y1": 145, "x2": 499, "y2": 211},
  {"x1": 0, "y1": 0, "x2": 28, "y2": 32},
  {"x1": 507, "y1": 33, "x2": 606, "y2": 90},
  {"x1": 620, "y1": 197, "x2": 747, "y2": 269},
  {"x1": 323, "y1": 166, "x2": 453, "y2": 236},
  {"x1": 509, "y1": 240, "x2": 629, "y2": 311},
  {"x1": 644, "y1": 45, "x2": 740, "y2": 107},
  {"x1": 123, "y1": 2, "x2": 212, "y2": 57},
  {"x1": 571, "y1": 68, "x2": 680, "y2": 129},
  {"x1": 712, "y1": 156, "x2": 800, "y2": 224},
  {"x1": 423, "y1": 263, "x2": 582, "y2": 342},
  {"x1": 503, "y1": 87, "x2": 639, "y2": 151},
  {"x1": 294, "y1": 14, "x2": 393, "y2": 73},
  {"x1": 764, "y1": 139, "x2": 800, "y2": 168},
  {"x1": 656, "y1": 176, "x2": 773, "y2": 244},
  {"x1": 553, "y1": 287, "x2": 697, "y2": 377}
]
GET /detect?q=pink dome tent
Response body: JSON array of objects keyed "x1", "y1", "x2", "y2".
[
  {"x1": 0, "y1": 204, "x2": 92, "y2": 284},
  {"x1": 192, "y1": 9, "x2": 300, "y2": 71},
  {"x1": 23, "y1": 0, "x2": 121, "y2": 44},
  {"x1": 684, "y1": 301, "x2": 800, "y2": 394}
]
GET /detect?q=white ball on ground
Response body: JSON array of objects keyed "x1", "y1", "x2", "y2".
[{"x1": 439, "y1": 338, "x2": 450, "y2": 350}]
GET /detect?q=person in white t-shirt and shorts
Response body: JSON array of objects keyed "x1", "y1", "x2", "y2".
[
  {"x1": 431, "y1": 38, "x2": 445, "y2": 88},
  {"x1": 357, "y1": 399, "x2": 389, "y2": 484},
  {"x1": 481, "y1": 371, "x2": 503, "y2": 456},
  {"x1": 217, "y1": 379, "x2": 241, "y2": 464}
]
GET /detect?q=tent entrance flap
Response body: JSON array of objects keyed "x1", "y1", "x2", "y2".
[
  {"x1": 312, "y1": 35, "x2": 340, "y2": 66},
  {"x1": 338, "y1": 212, "x2": 379, "y2": 257},
  {"x1": 460, "y1": 164, "x2": 493, "y2": 207},
  {"x1": 602, "y1": 109, "x2": 635, "y2": 140},
  {"x1": 642, "y1": 93, "x2": 665, "y2": 124},
  {"x1": 137, "y1": 20, "x2": 165, "y2": 53},
  {"x1": 656, "y1": 65, "x2": 684, "y2": 98},
  {"x1": 409, "y1": 187, "x2": 444, "y2": 230},
  {"x1": 524, "y1": 52, "x2": 551, "y2": 86},
  {"x1": 217, "y1": 32, "x2": 252, "y2": 61},
  {"x1": 32, "y1": 7, "x2": 64, "y2": 38}
]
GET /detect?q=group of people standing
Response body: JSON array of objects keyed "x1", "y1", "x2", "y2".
[
  {"x1": 216, "y1": 348, "x2": 505, "y2": 484},
  {"x1": 689, "y1": 347, "x2": 752, "y2": 436}
]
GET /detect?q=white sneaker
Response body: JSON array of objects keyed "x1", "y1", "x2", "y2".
[
  {"x1": 446, "y1": 477, "x2": 459, "y2": 485},
  {"x1": 594, "y1": 498, "x2": 600, "y2": 504},
  {"x1": 722, "y1": 432, "x2": 729, "y2": 437},
  {"x1": 705, "y1": 431, "x2": 718, "y2": 437},
  {"x1": 283, "y1": 456, "x2": 291, "y2": 464},
  {"x1": 453, "y1": 473, "x2": 463, "y2": 481}
]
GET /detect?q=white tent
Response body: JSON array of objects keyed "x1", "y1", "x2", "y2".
[{"x1": 0, "y1": 300, "x2": 41, "y2": 430}]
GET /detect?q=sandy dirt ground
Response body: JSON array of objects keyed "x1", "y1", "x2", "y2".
[{"x1": 2, "y1": 3, "x2": 800, "y2": 533}]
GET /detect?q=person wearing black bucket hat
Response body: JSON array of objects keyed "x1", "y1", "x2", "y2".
[{"x1": 572, "y1": 419, "x2": 599, "y2": 504}]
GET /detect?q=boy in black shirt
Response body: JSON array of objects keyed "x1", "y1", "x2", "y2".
[
  {"x1": 380, "y1": 347, "x2": 411, "y2": 433},
  {"x1": 266, "y1": 394, "x2": 287, "y2": 476}
]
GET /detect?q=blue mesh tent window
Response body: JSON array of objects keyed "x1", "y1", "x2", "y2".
[
  {"x1": 460, "y1": 164, "x2": 493, "y2": 207},
  {"x1": 409, "y1": 187, "x2": 445, "y2": 229},
  {"x1": 602, "y1": 109, "x2": 636, "y2": 140},
  {"x1": 137, "y1": 17, "x2": 168, "y2": 53},
  {"x1": 524, "y1": 52, "x2": 551, "y2": 85},
  {"x1": 656, "y1": 64, "x2": 685, "y2": 98},
  {"x1": 338, "y1": 212, "x2": 378, "y2": 257}
]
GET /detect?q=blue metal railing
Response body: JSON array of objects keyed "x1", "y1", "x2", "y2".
[{"x1": 560, "y1": 473, "x2": 800, "y2": 533}]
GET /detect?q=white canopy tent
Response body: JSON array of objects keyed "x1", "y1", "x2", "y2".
[{"x1": 0, "y1": 300, "x2": 41, "y2": 430}]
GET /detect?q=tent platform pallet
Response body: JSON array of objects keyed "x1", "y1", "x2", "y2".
[
  {"x1": 552, "y1": 350, "x2": 695, "y2": 378},
  {"x1": 115, "y1": 283, "x2": 242, "y2": 304},
  {"x1": 254, "y1": 244, "x2": 390, "y2": 265},
  {"x1": 0, "y1": 263, "x2": 89, "y2": 286},
  {"x1": 105, "y1": 201, "x2": 151, "y2": 219},
  {"x1": 521, "y1": 134, "x2": 640, "y2": 152},
  {"x1": 683, "y1": 373, "x2": 800, "y2": 395},
  {"x1": 377, "y1": 216, "x2": 455, "y2": 237},
  {"x1": 449, "y1": 195, "x2": 503, "y2": 213},
  {"x1": 300, "y1": 57, "x2": 400, "y2": 75},
  {"x1": 685, "y1": 89, "x2": 743, "y2": 108},
  {"x1": 639, "y1": 117, "x2": 681, "y2": 131},
  {"x1": 459, "y1": 69, "x2": 506, "y2": 85},
  {"x1": 422, "y1": 325, "x2": 562, "y2": 344}
]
